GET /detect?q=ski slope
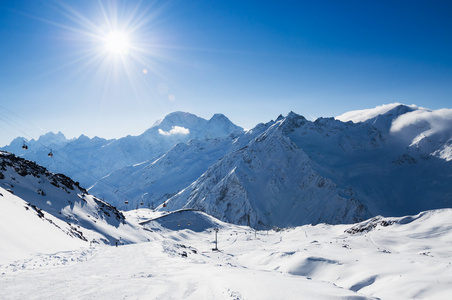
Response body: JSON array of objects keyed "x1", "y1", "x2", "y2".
[{"x1": 1, "y1": 208, "x2": 451, "y2": 299}]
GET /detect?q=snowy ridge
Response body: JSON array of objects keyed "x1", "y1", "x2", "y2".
[{"x1": 0, "y1": 151, "x2": 152, "y2": 252}]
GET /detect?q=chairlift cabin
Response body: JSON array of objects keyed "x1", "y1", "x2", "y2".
[{"x1": 48, "y1": 149, "x2": 53, "y2": 157}]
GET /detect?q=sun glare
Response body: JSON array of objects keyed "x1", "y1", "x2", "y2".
[
  {"x1": 42, "y1": 0, "x2": 170, "y2": 97},
  {"x1": 104, "y1": 31, "x2": 130, "y2": 55}
]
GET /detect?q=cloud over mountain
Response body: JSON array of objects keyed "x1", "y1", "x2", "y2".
[
  {"x1": 336, "y1": 103, "x2": 419, "y2": 123},
  {"x1": 158, "y1": 126, "x2": 190, "y2": 136},
  {"x1": 390, "y1": 108, "x2": 452, "y2": 138}
]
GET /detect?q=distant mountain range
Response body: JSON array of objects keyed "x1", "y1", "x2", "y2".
[{"x1": 3, "y1": 103, "x2": 452, "y2": 228}]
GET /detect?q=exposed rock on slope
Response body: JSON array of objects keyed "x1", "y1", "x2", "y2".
[{"x1": 0, "y1": 151, "x2": 149, "y2": 245}]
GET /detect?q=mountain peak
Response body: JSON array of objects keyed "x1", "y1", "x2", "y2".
[
  {"x1": 210, "y1": 113, "x2": 227, "y2": 120},
  {"x1": 276, "y1": 114, "x2": 284, "y2": 121},
  {"x1": 379, "y1": 104, "x2": 417, "y2": 119},
  {"x1": 156, "y1": 112, "x2": 204, "y2": 131},
  {"x1": 278, "y1": 111, "x2": 307, "y2": 133},
  {"x1": 206, "y1": 113, "x2": 244, "y2": 136},
  {"x1": 36, "y1": 131, "x2": 67, "y2": 145}
]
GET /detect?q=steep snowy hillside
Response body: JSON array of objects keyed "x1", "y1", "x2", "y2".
[
  {"x1": 281, "y1": 106, "x2": 451, "y2": 216},
  {"x1": 0, "y1": 186, "x2": 87, "y2": 264},
  {"x1": 164, "y1": 116, "x2": 371, "y2": 228},
  {"x1": 88, "y1": 121, "x2": 270, "y2": 210},
  {"x1": 164, "y1": 105, "x2": 452, "y2": 227},
  {"x1": 0, "y1": 151, "x2": 151, "y2": 247},
  {"x1": 2, "y1": 112, "x2": 244, "y2": 187}
]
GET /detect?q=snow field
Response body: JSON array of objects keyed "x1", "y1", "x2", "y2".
[
  {"x1": 0, "y1": 240, "x2": 371, "y2": 300},
  {"x1": 1, "y1": 207, "x2": 452, "y2": 299},
  {"x1": 0, "y1": 188, "x2": 86, "y2": 264}
]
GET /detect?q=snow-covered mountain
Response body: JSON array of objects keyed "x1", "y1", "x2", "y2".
[
  {"x1": 3, "y1": 104, "x2": 452, "y2": 228},
  {"x1": 163, "y1": 118, "x2": 370, "y2": 228},
  {"x1": 88, "y1": 121, "x2": 268, "y2": 210},
  {"x1": 162, "y1": 104, "x2": 452, "y2": 227},
  {"x1": 0, "y1": 150, "x2": 151, "y2": 253}
]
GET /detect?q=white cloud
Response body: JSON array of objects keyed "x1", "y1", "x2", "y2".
[
  {"x1": 390, "y1": 108, "x2": 452, "y2": 137},
  {"x1": 158, "y1": 126, "x2": 190, "y2": 136},
  {"x1": 336, "y1": 103, "x2": 418, "y2": 123}
]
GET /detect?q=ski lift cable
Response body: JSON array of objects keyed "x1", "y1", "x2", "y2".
[
  {"x1": 0, "y1": 106, "x2": 45, "y2": 142},
  {"x1": 29, "y1": 138, "x2": 139, "y2": 202},
  {"x1": 40, "y1": 146, "x2": 135, "y2": 200},
  {"x1": 50, "y1": 147, "x2": 137, "y2": 203},
  {"x1": 0, "y1": 122, "x2": 21, "y2": 146},
  {"x1": 0, "y1": 111, "x2": 37, "y2": 143}
]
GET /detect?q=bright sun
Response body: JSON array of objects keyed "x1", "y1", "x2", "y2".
[{"x1": 104, "y1": 31, "x2": 130, "y2": 55}]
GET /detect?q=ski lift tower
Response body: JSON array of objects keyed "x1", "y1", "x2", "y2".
[{"x1": 212, "y1": 228, "x2": 219, "y2": 251}]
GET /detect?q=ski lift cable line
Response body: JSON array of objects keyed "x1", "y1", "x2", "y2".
[
  {"x1": 0, "y1": 111, "x2": 38, "y2": 143},
  {"x1": 0, "y1": 103, "x2": 48, "y2": 135},
  {"x1": 0, "y1": 105, "x2": 135, "y2": 203},
  {"x1": 0, "y1": 106, "x2": 45, "y2": 141},
  {"x1": 33, "y1": 138, "x2": 138, "y2": 202},
  {"x1": 39, "y1": 146, "x2": 134, "y2": 200}
]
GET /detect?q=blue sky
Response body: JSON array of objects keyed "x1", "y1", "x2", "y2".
[{"x1": 1, "y1": 0, "x2": 451, "y2": 146}]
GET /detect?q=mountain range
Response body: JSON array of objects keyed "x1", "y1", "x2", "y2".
[{"x1": 3, "y1": 103, "x2": 452, "y2": 228}]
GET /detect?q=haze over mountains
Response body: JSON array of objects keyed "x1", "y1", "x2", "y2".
[{"x1": 3, "y1": 103, "x2": 452, "y2": 228}]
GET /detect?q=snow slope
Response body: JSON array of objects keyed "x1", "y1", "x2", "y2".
[
  {"x1": 1, "y1": 208, "x2": 451, "y2": 299},
  {"x1": 0, "y1": 186, "x2": 86, "y2": 264},
  {"x1": 0, "y1": 151, "x2": 152, "y2": 249}
]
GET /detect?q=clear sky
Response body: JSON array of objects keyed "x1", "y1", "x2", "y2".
[{"x1": 1, "y1": 0, "x2": 451, "y2": 146}]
